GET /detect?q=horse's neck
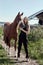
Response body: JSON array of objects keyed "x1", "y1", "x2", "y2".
[{"x1": 11, "y1": 20, "x2": 18, "y2": 29}]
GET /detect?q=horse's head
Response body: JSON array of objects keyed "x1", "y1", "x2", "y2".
[
  {"x1": 17, "y1": 12, "x2": 23, "y2": 20},
  {"x1": 15, "y1": 12, "x2": 23, "y2": 23}
]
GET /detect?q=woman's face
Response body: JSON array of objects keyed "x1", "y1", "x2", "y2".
[{"x1": 23, "y1": 17, "x2": 28, "y2": 24}]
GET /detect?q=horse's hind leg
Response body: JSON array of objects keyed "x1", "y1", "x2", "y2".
[
  {"x1": 3, "y1": 35, "x2": 8, "y2": 51},
  {"x1": 7, "y1": 42, "x2": 11, "y2": 56},
  {"x1": 5, "y1": 37, "x2": 11, "y2": 56}
]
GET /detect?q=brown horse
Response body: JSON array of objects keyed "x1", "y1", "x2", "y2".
[{"x1": 3, "y1": 12, "x2": 23, "y2": 55}]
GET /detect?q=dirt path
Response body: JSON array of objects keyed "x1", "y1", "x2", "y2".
[{"x1": 0, "y1": 39, "x2": 39, "y2": 65}]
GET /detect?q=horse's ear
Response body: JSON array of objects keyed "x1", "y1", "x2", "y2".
[
  {"x1": 21, "y1": 12, "x2": 23, "y2": 16},
  {"x1": 18, "y1": 12, "x2": 20, "y2": 15}
]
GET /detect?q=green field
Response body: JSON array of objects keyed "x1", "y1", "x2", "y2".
[{"x1": 0, "y1": 25, "x2": 43, "y2": 65}]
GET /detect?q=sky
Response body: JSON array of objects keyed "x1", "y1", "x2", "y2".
[{"x1": 0, "y1": 0, "x2": 43, "y2": 24}]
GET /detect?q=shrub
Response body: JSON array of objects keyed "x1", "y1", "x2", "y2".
[{"x1": 28, "y1": 25, "x2": 43, "y2": 42}]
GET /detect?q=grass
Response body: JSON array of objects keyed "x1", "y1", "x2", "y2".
[
  {"x1": 0, "y1": 44, "x2": 18, "y2": 65},
  {"x1": 28, "y1": 39, "x2": 43, "y2": 65}
]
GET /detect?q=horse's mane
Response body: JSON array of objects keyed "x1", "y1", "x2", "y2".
[{"x1": 11, "y1": 14, "x2": 19, "y2": 27}]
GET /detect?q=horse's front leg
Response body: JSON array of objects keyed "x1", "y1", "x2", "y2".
[{"x1": 14, "y1": 40, "x2": 17, "y2": 57}]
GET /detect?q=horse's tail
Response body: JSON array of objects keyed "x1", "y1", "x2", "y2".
[{"x1": 3, "y1": 23, "x2": 9, "y2": 37}]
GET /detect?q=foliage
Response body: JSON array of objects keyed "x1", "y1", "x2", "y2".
[{"x1": 28, "y1": 25, "x2": 43, "y2": 42}]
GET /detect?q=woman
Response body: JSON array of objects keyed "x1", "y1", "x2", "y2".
[{"x1": 17, "y1": 17, "x2": 30, "y2": 60}]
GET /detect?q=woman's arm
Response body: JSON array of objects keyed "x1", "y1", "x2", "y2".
[
  {"x1": 17, "y1": 21, "x2": 22, "y2": 33},
  {"x1": 27, "y1": 25, "x2": 30, "y2": 34},
  {"x1": 19, "y1": 27, "x2": 27, "y2": 33},
  {"x1": 20, "y1": 25, "x2": 30, "y2": 35}
]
